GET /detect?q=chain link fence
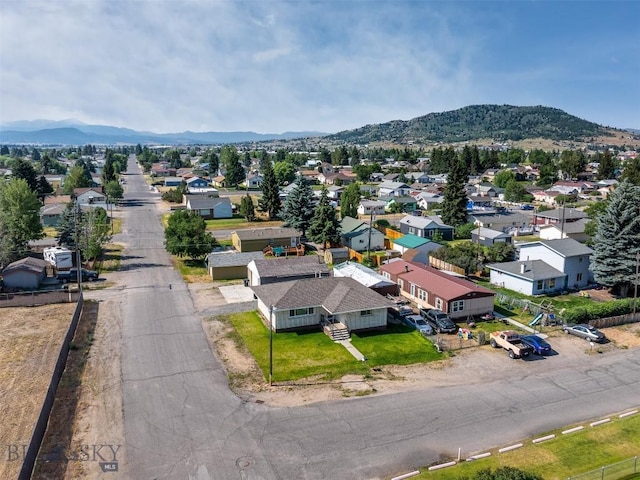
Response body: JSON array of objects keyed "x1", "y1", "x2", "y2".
[{"x1": 567, "y1": 456, "x2": 638, "y2": 480}]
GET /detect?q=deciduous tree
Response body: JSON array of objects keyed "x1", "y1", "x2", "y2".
[
  {"x1": 164, "y1": 210, "x2": 217, "y2": 260},
  {"x1": 0, "y1": 179, "x2": 43, "y2": 266}
]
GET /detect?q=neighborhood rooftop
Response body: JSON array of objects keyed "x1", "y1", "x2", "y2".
[
  {"x1": 487, "y1": 259, "x2": 565, "y2": 280},
  {"x1": 233, "y1": 227, "x2": 301, "y2": 240},
  {"x1": 250, "y1": 277, "x2": 393, "y2": 314}
]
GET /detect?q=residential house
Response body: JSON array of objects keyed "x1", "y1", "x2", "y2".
[
  {"x1": 391, "y1": 234, "x2": 439, "y2": 256},
  {"x1": 399, "y1": 215, "x2": 454, "y2": 241},
  {"x1": 406, "y1": 172, "x2": 431, "y2": 184},
  {"x1": 474, "y1": 184, "x2": 499, "y2": 197},
  {"x1": 415, "y1": 191, "x2": 444, "y2": 210},
  {"x1": 470, "y1": 211, "x2": 533, "y2": 235},
  {"x1": 74, "y1": 187, "x2": 107, "y2": 207},
  {"x1": 340, "y1": 216, "x2": 385, "y2": 252},
  {"x1": 332, "y1": 261, "x2": 398, "y2": 296},
  {"x1": 517, "y1": 238, "x2": 593, "y2": 289},
  {"x1": 538, "y1": 218, "x2": 589, "y2": 243},
  {"x1": 549, "y1": 181, "x2": 596, "y2": 196},
  {"x1": 251, "y1": 277, "x2": 393, "y2": 332},
  {"x1": 318, "y1": 171, "x2": 356, "y2": 185},
  {"x1": 2, "y1": 257, "x2": 50, "y2": 290},
  {"x1": 44, "y1": 174, "x2": 65, "y2": 191},
  {"x1": 186, "y1": 176, "x2": 210, "y2": 190},
  {"x1": 151, "y1": 163, "x2": 177, "y2": 177},
  {"x1": 532, "y1": 207, "x2": 588, "y2": 227},
  {"x1": 231, "y1": 227, "x2": 302, "y2": 253},
  {"x1": 377, "y1": 181, "x2": 411, "y2": 198},
  {"x1": 40, "y1": 203, "x2": 67, "y2": 227},
  {"x1": 164, "y1": 176, "x2": 184, "y2": 188},
  {"x1": 487, "y1": 260, "x2": 566, "y2": 296},
  {"x1": 185, "y1": 195, "x2": 232, "y2": 220},
  {"x1": 247, "y1": 256, "x2": 329, "y2": 286},
  {"x1": 471, "y1": 228, "x2": 513, "y2": 247},
  {"x1": 532, "y1": 189, "x2": 564, "y2": 206},
  {"x1": 384, "y1": 196, "x2": 417, "y2": 213},
  {"x1": 327, "y1": 185, "x2": 345, "y2": 201},
  {"x1": 357, "y1": 200, "x2": 387, "y2": 216},
  {"x1": 379, "y1": 260, "x2": 495, "y2": 319},
  {"x1": 427, "y1": 173, "x2": 448, "y2": 184},
  {"x1": 244, "y1": 173, "x2": 264, "y2": 189},
  {"x1": 207, "y1": 251, "x2": 265, "y2": 280},
  {"x1": 212, "y1": 175, "x2": 226, "y2": 187}
]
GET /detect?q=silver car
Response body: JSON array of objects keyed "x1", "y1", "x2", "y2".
[{"x1": 562, "y1": 323, "x2": 605, "y2": 343}]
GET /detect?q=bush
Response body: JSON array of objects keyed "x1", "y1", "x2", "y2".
[{"x1": 562, "y1": 298, "x2": 634, "y2": 323}]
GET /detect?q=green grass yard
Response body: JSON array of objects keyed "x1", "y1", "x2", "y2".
[
  {"x1": 224, "y1": 312, "x2": 444, "y2": 382},
  {"x1": 419, "y1": 413, "x2": 640, "y2": 480}
]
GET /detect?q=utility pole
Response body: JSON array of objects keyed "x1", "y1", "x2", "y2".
[
  {"x1": 634, "y1": 253, "x2": 639, "y2": 318},
  {"x1": 74, "y1": 201, "x2": 83, "y2": 292},
  {"x1": 366, "y1": 209, "x2": 374, "y2": 263},
  {"x1": 269, "y1": 305, "x2": 275, "y2": 386}
]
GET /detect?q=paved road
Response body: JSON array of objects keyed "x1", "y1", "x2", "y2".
[{"x1": 118, "y1": 156, "x2": 640, "y2": 479}]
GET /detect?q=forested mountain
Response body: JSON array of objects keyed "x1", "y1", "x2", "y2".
[{"x1": 327, "y1": 105, "x2": 612, "y2": 144}]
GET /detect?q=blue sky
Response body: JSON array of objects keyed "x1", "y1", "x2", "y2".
[{"x1": 1, "y1": 0, "x2": 638, "y2": 133}]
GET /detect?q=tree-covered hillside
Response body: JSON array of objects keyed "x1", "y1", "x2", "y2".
[{"x1": 326, "y1": 105, "x2": 611, "y2": 144}]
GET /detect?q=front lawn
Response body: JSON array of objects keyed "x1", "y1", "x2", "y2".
[
  {"x1": 225, "y1": 312, "x2": 445, "y2": 382},
  {"x1": 205, "y1": 217, "x2": 284, "y2": 230},
  {"x1": 172, "y1": 256, "x2": 211, "y2": 283},
  {"x1": 226, "y1": 311, "x2": 366, "y2": 382},
  {"x1": 351, "y1": 324, "x2": 443, "y2": 366}
]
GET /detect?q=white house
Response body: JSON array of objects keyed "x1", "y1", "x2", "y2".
[
  {"x1": 377, "y1": 181, "x2": 411, "y2": 198},
  {"x1": 340, "y1": 216, "x2": 385, "y2": 252},
  {"x1": 74, "y1": 187, "x2": 108, "y2": 208},
  {"x1": 517, "y1": 238, "x2": 593, "y2": 290},
  {"x1": 357, "y1": 200, "x2": 387, "y2": 216},
  {"x1": 251, "y1": 277, "x2": 393, "y2": 331},
  {"x1": 487, "y1": 260, "x2": 566, "y2": 296}
]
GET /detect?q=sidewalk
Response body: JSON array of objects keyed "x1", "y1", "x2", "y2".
[{"x1": 337, "y1": 339, "x2": 367, "y2": 361}]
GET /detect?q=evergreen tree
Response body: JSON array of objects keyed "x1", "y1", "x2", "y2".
[
  {"x1": 36, "y1": 175, "x2": 54, "y2": 201},
  {"x1": 591, "y1": 180, "x2": 640, "y2": 297},
  {"x1": 440, "y1": 156, "x2": 468, "y2": 227},
  {"x1": 0, "y1": 145, "x2": 9, "y2": 156},
  {"x1": 621, "y1": 157, "x2": 640, "y2": 186},
  {"x1": 0, "y1": 179, "x2": 43, "y2": 266},
  {"x1": 56, "y1": 202, "x2": 79, "y2": 248},
  {"x1": 258, "y1": 150, "x2": 271, "y2": 174},
  {"x1": 102, "y1": 149, "x2": 117, "y2": 185},
  {"x1": 308, "y1": 187, "x2": 340, "y2": 249},
  {"x1": 258, "y1": 161, "x2": 282, "y2": 220},
  {"x1": 349, "y1": 146, "x2": 360, "y2": 167},
  {"x1": 12, "y1": 158, "x2": 38, "y2": 191},
  {"x1": 281, "y1": 178, "x2": 315, "y2": 236},
  {"x1": 239, "y1": 194, "x2": 256, "y2": 221},
  {"x1": 31, "y1": 148, "x2": 41, "y2": 162},
  {"x1": 340, "y1": 182, "x2": 361, "y2": 220},
  {"x1": 597, "y1": 149, "x2": 617, "y2": 180},
  {"x1": 221, "y1": 146, "x2": 245, "y2": 187}
]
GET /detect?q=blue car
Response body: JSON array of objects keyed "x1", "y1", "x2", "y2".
[{"x1": 520, "y1": 335, "x2": 552, "y2": 355}]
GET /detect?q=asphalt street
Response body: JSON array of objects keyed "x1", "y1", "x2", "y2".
[{"x1": 118, "y1": 156, "x2": 640, "y2": 479}]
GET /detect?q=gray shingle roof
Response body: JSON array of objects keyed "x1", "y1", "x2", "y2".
[
  {"x1": 520, "y1": 238, "x2": 593, "y2": 257},
  {"x1": 487, "y1": 259, "x2": 565, "y2": 281},
  {"x1": 471, "y1": 228, "x2": 511, "y2": 239},
  {"x1": 207, "y1": 251, "x2": 265, "y2": 268},
  {"x1": 250, "y1": 256, "x2": 328, "y2": 278},
  {"x1": 3, "y1": 257, "x2": 49, "y2": 274},
  {"x1": 535, "y1": 208, "x2": 588, "y2": 221},
  {"x1": 251, "y1": 277, "x2": 394, "y2": 314},
  {"x1": 186, "y1": 195, "x2": 230, "y2": 210},
  {"x1": 233, "y1": 227, "x2": 301, "y2": 241}
]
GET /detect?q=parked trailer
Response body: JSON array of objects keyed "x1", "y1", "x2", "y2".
[{"x1": 43, "y1": 247, "x2": 74, "y2": 270}]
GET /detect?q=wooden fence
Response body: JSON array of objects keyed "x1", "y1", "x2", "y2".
[
  {"x1": 376, "y1": 226, "x2": 404, "y2": 241},
  {"x1": 428, "y1": 256, "x2": 466, "y2": 276},
  {"x1": 346, "y1": 248, "x2": 401, "y2": 267},
  {"x1": 589, "y1": 312, "x2": 640, "y2": 329},
  {"x1": 0, "y1": 290, "x2": 80, "y2": 308}
]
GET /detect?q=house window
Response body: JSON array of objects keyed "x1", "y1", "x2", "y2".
[
  {"x1": 452, "y1": 300, "x2": 464, "y2": 312},
  {"x1": 289, "y1": 307, "x2": 314, "y2": 317},
  {"x1": 537, "y1": 280, "x2": 544, "y2": 290},
  {"x1": 398, "y1": 279, "x2": 404, "y2": 290},
  {"x1": 435, "y1": 298, "x2": 443, "y2": 309},
  {"x1": 418, "y1": 289, "x2": 426, "y2": 301},
  {"x1": 410, "y1": 284, "x2": 416, "y2": 297},
  {"x1": 576, "y1": 273, "x2": 583, "y2": 282},
  {"x1": 360, "y1": 309, "x2": 372, "y2": 316},
  {"x1": 382, "y1": 271, "x2": 390, "y2": 279},
  {"x1": 549, "y1": 278, "x2": 556, "y2": 289}
]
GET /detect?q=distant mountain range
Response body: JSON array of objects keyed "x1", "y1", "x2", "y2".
[
  {"x1": 0, "y1": 119, "x2": 326, "y2": 145},
  {"x1": 1, "y1": 105, "x2": 636, "y2": 146}
]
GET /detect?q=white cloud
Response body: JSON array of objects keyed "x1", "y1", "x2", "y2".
[{"x1": 1, "y1": 0, "x2": 638, "y2": 132}]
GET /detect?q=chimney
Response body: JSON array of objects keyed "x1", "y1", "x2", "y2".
[
  {"x1": 404, "y1": 265, "x2": 409, "y2": 273},
  {"x1": 520, "y1": 263, "x2": 526, "y2": 274}
]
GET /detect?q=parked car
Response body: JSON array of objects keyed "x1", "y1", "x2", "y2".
[
  {"x1": 58, "y1": 268, "x2": 99, "y2": 283},
  {"x1": 520, "y1": 335, "x2": 552, "y2": 355},
  {"x1": 419, "y1": 308, "x2": 458, "y2": 333},
  {"x1": 562, "y1": 323, "x2": 605, "y2": 342},
  {"x1": 489, "y1": 331, "x2": 533, "y2": 359},
  {"x1": 520, "y1": 204, "x2": 535, "y2": 210},
  {"x1": 404, "y1": 315, "x2": 434, "y2": 334}
]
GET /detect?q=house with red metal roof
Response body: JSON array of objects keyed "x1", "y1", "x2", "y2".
[{"x1": 379, "y1": 260, "x2": 495, "y2": 319}]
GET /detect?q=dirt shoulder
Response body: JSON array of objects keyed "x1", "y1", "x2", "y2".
[{"x1": 0, "y1": 303, "x2": 76, "y2": 480}]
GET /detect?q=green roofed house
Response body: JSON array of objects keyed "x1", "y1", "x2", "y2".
[
  {"x1": 340, "y1": 216, "x2": 385, "y2": 252},
  {"x1": 391, "y1": 233, "x2": 442, "y2": 260}
]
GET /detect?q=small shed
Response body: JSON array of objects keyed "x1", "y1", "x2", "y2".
[
  {"x1": 207, "y1": 251, "x2": 265, "y2": 280},
  {"x1": 324, "y1": 247, "x2": 350, "y2": 265},
  {"x1": 231, "y1": 227, "x2": 302, "y2": 253},
  {"x1": 2, "y1": 257, "x2": 50, "y2": 290}
]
